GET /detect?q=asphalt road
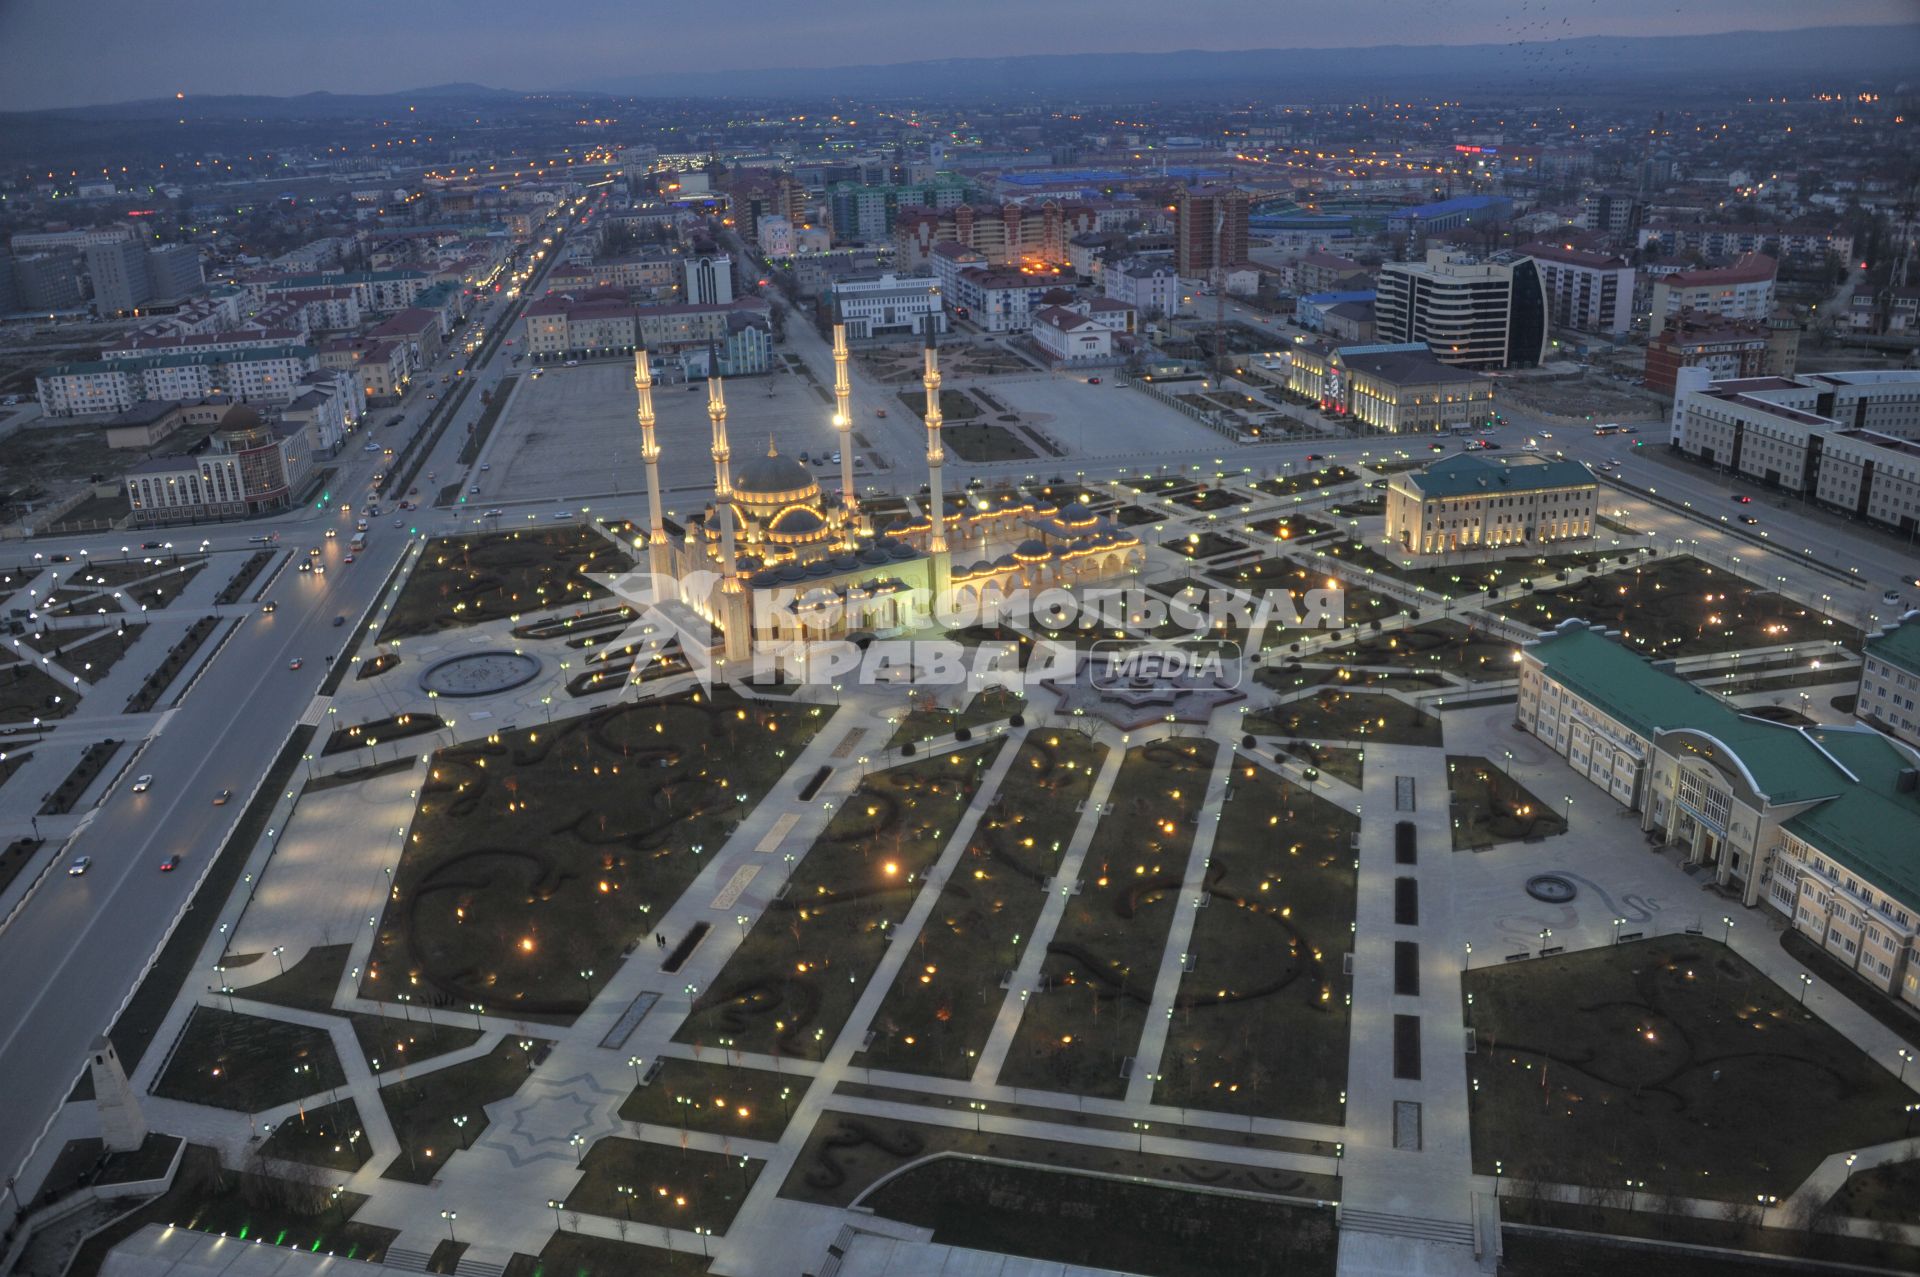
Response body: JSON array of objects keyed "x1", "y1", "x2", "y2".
[{"x1": 0, "y1": 204, "x2": 577, "y2": 1193}]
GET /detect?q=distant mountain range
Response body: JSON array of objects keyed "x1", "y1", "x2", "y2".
[
  {"x1": 578, "y1": 25, "x2": 1919, "y2": 100},
  {"x1": 4, "y1": 25, "x2": 1915, "y2": 120}
]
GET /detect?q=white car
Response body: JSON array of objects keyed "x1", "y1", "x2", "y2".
[
  {"x1": 131, "y1": 774, "x2": 153, "y2": 793},
  {"x1": 68, "y1": 857, "x2": 91, "y2": 876}
]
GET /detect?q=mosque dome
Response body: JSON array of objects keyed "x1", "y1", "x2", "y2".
[{"x1": 733, "y1": 442, "x2": 816, "y2": 498}]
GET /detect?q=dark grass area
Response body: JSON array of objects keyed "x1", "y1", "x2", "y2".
[
  {"x1": 362, "y1": 690, "x2": 825, "y2": 1019},
  {"x1": 864, "y1": 1157, "x2": 1337, "y2": 1277},
  {"x1": 884, "y1": 685, "x2": 1024, "y2": 751},
  {"x1": 228, "y1": 944, "x2": 348, "y2": 1012},
  {"x1": 1254, "y1": 664, "x2": 1451, "y2": 695},
  {"x1": 856, "y1": 730, "x2": 1109, "y2": 1078},
  {"x1": 1314, "y1": 617, "x2": 1521, "y2": 682},
  {"x1": 320, "y1": 711, "x2": 446, "y2": 754},
  {"x1": 1375, "y1": 549, "x2": 1641, "y2": 598},
  {"x1": 619, "y1": 1057, "x2": 798, "y2": 1144},
  {"x1": 1446, "y1": 754, "x2": 1569, "y2": 849},
  {"x1": 0, "y1": 836, "x2": 40, "y2": 896},
  {"x1": 1272, "y1": 741, "x2": 1365, "y2": 789},
  {"x1": 1828, "y1": 1156, "x2": 1920, "y2": 1225},
  {"x1": 1165, "y1": 530, "x2": 1245, "y2": 560},
  {"x1": 1250, "y1": 465, "x2": 1360, "y2": 497},
  {"x1": 1243, "y1": 689, "x2": 1443, "y2": 747},
  {"x1": 32, "y1": 1133, "x2": 181, "y2": 1212},
  {"x1": 1780, "y1": 929, "x2": 1920, "y2": 1052},
  {"x1": 1154, "y1": 761, "x2": 1356, "y2": 1123},
  {"x1": 0, "y1": 660, "x2": 76, "y2": 722},
  {"x1": 349, "y1": 1013, "x2": 484, "y2": 1073},
  {"x1": 676, "y1": 742, "x2": 1008, "y2": 1060},
  {"x1": 378, "y1": 1036, "x2": 543, "y2": 1183},
  {"x1": 1500, "y1": 1197, "x2": 1920, "y2": 1275},
  {"x1": 565, "y1": 1138, "x2": 764, "y2": 1233},
  {"x1": 998, "y1": 741, "x2": 1216, "y2": 1099},
  {"x1": 945, "y1": 422, "x2": 1036, "y2": 462},
  {"x1": 781, "y1": 1110, "x2": 1339, "y2": 1210},
  {"x1": 896, "y1": 387, "x2": 983, "y2": 420},
  {"x1": 502, "y1": 1232, "x2": 709, "y2": 1276},
  {"x1": 1492, "y1": 556, "x2": 1859, "y2": 658},
  {"x1": 153, "y1": 1006, "x2": 346, "y2": 1112},
  {"x1": 1247, "y1": 512, "x2": 1333, "y2": 543},
  {"x1": 64, "y1": 1145, "x2": 395, "y2": 1275},
  {"x1": 380, "y1": 526, "x2": 633, "y2": 641},
  {"x1": 259, "y1": 1097, "x2": 372, "y2": 1173},
  {"x1": 1204, "y1": 558, "x2": 1407, "y2": 644},
  {"x1": 1466, "y1": 935, "x2": 1913, "y2": 1200}
]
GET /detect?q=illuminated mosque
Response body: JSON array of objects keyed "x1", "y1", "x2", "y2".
[{"x1": 634, "y1": 324, "x2": 1145, "y2": 663}]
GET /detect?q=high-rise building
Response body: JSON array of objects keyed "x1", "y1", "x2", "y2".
[
  {"x1": 87, "y1": 238, "x2": 153, "y2": 315},
  {"x1": 14, "y1": 252, "x2": 84, "y2": 311},
  {"x1": 144, "y1": 244, "x2": 204, "y2": 301},
  {"x1": 1649, "y1": 253, "x2": 1777, "y2": 336},
  {"x1": 1522, "y1": 242, "x2": 1633, "y2": 335},
  {"x1": 1375, "y1": 249, "x2": 1548, "y2": 369},
  {"x1": 683, "y1": 254, "x2": 733, "y2": 305},
  {"x1": 1174, "y1": 186, "x2": 1249, "y2": 279}
]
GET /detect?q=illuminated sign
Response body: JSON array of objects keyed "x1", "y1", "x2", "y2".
[{"x1": 1453, "y1": 145, "x2": 1499, "y2": 156}]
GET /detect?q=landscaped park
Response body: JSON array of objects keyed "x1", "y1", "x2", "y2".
[
  {"x1": 1492, "y1": 556, "x2": 1858, "y2": 657},
  {"x1": 856, "y1": 729, "x2": 1108, "y2": 1077},
  {"x1": 380, "y1": 527, "x2": 634, "y2": 641},
  {"x1": 1446, "y1": 754, "x2": 1568, "y2": 849},
  {"x1": 360, "y1": 690, "x2": 828, "y2": 1018},
  {"x1": 1465, "y1": 936, "x2": 1914, "y2": 1200},
  {"x1": 1153, "y1": 760, "x2": 1357, "y2": 1123},
  {"x1": 676, "y1": 741, "x2": 1008, "y2": 1060},
  {"x1": 998, "y1": 740, "x2": 1217, "y2": 1098}
]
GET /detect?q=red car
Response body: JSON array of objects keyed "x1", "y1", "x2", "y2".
[
  {"x1": 159, "y1": 854, "x2": 181, "y2": 872},
  {"x1": 1733, "y1": 494, "x2": 1753, "y2": 504}
]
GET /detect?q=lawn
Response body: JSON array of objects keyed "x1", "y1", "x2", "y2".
[
  {"x1": 1164, "y1": 530, "x2": 1245, "y2": 560},
  {"x1": 1315, "y1": 618, "x2": 1521, "y2": 682},
  {"x1": 379, "y1": 1036, "x2": 543, "y2": 1182},
  {"x1": 1373, "y1": 549, "x2": 1640, "y2": 599},
  {"x1": 21, "y1": 623, "x2": 145, "y2": 683},
  {"x1": 0, "y1": 661, "x2": 75, "y2": 723},
  {"x1": 1154, "y1": 761, "x2": 1356, "y2": 1123},
  {"x1": 864, "y1": 1158, "x2": 1337, "y2": 1277},
  {"x1": 1492, "y1": 556, "x2": 1859, "y2": 658},
  {"x1": 676, "y1": 742, "x2": 1008, "y2": 1060},
  {"x1": 321, "y1": 711, "x2": 447, "y2": 755},
  {"x1": 1246, "y1": 513, "x2": 1333, "y2": 544},
  {"x1": 380, "y1": 526, "x2": 634, "y2": 641},
  {"x1": 1169, "y1": 487, "x2": 1250, "y2": 512},
  {"x1": 229, "y1": 944, "x2": 348, "y2": 1013},
  {"x1": 1466, "y1": 935, "x2": 1914, "y2": 1200},
  {"x1": 1828, "y1": 1156, "x2": 1920, "y2": 1225},
  {"x1": 997, "y1": 740, "x2": 1217, "y2": 1099},
  {"x1": 619, "y1": 1057, "x2": 798, "y2": 1144},
  {"x1": 1254, "y1": 664, "x2": 1452, "y2": 695},
  {"x1": 856, "y1": 730, "x2": 1109, "y2": 1078},
  {"x1": 1272, "y1": 742, "x2": 1364, "y2": 790},
  {"x1": 361, "y1": 690, "x2": 826, "y2": 1018},
  {"x1": 884, "y1": 685, "x2": 1025, "y2": 751},
  {"x1": 1242, "y1": 689, "x2": 1443, "y2": 747},
  {"x1": 896, "y1": 387, "x2": 983, "y2": 421},
  {"x1": 259, "y1": 1097, "x2": 372, "y2": 1173},
  {"x1": 152, "y1": 1007, "x2": 346, "y2": 1113},
  {"x1": 1250, "y1": 466, "x2": 1360, "y2": 498},
  {"x1": 782, "y1": 1109, "x2": 1338, "y2": 1209},
  {"x1": 944, "y1": 422, "x2": 1035, "y2": 462},
  {"x1": 565, "y1": 1138, "x2": 764, "y2": 1234},
  {"x1": 504, "y1": 1234, "x2": 708, "y2": 1276},
  {"x1": 1204, "y1": 558, "x2": 1406, "y2": 646},
  {"x1": 1447, "y1": 754, "x2": 1568, "y2": 849},
  {"x1": 349, "y1": 1013, "x2": 483, "y2": 1074}
]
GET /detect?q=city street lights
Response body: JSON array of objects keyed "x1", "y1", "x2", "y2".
[
  {"x1": 453, "y1": 1115, "x2": 469, "y2": 1148},
  {"x1": 1798, "y1": 973, "x2": 1813, "y2": 1004},
  {"x1": 1132, "y1": 1121, "x2": 1150, "y2": 1153},
  {"x1": 1493, "y1": 1160, "x2": 1502, "y2": 1198},
  {"x1": 1612, "y1": 917, "x2": 1626, "y2": 945},
  {"x1": 570, "y1": 1131, "x2": 585, "y2": 1166},
  {"x1": 272, "y1": 945, "x2": 287, "y2": 976},
  {"x1": 1463, "y1": 942, "x2": 1472, "y2": 970},
  {"x1": 1626, "y1": 1178, "x2": 1644, "y2": 1211},
  {"x1": 629, "y1": 1055, "x2": 646, "y2": 1088},
  {"x1": 440, "y1": 1210, "x2": 457, "y2": 1242},
  {"x1": 616, "y1": 1184, "x2": 635, "y2": 1220},
  {"x1": 1538, "y1": 928, "x2": 1552, "y2": 953},
  {"x1": 1845, "y1": 1153, "x2": 1858, "y2": 1184},
  {"x1": 1721, "y1": 915, "x2": 1733, "y2": 945},
  {"x1": 969, "y1": 1101, "x2": 987, "y2": 1132},
  {"x1": 547, "y1": 1199, "x2": 563, "y2": 1230},
  {"x1": 1898, "y1": 1048, "x2": 1912, "y2": 1084},
  {"x1": 1906, "y1": 1103, "x2": 1919, "y2": 1137}
]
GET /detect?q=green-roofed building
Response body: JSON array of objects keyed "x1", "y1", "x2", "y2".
[
  {"x1": 1385, "y1": 452, "x2": 1598, "y2": 556},
  {"x1": 1857, "y1": 611, "x2": 1920, "y2": 751},
  {"x1": 1520, "y1": 619, "x2": 1920, "y2": 1008}
]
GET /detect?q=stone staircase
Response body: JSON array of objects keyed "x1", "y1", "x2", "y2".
[{"x1": 1339, "y1": 1207, "x2": 1477, "y2": 1248}]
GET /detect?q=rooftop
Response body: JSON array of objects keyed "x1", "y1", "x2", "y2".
[
  {"x1": 1402, "y1": 451, "x2": 1593, "y2": 499},
  {"x1": 1527, "y1": 621, "x2": 1920, "y2": 906},
  {"x1": 1662, "y1": 251, "x2": 1777, "y2": 288}
]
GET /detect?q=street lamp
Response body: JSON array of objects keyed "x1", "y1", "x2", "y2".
[
  {"x1": 629, "y1": 1055, "x2": 646, "y2": 1088},
  {"x1": 1494, "y1": 1160, "x2": 1503, "y2": 1198},
  {"x1": 616, "y1": 1184, "x2": 634, "y2": 1220},
  {"x1": 969, "y1": 1101, "x2": 986, "y2": 1132},
  {"x1": 1538, "y1": 928, "x2": 1552, "y2": 952},
  {"x1": 1845, "y1": 1153, "x2": 1858, "y2": 1184},
  {"x1": 547, "y1": 1199, "x2": 563, "y2": 1230},
  {"x1": 1132, "y1": 1121, "x2": 1150, "y2": 1153},
  {"x1": 570, "y1": 1131, "x2": 585, "y2": 1165},
  {"x1": 1612, "y1": 917, "x2": 1625, "y2": 945},
  {"x1": 453, "y1": 1115, "x2": 469, "y2": 1148},
  {"x1": 1721, "y1": 915, "x2": 1733, "y2": 944},
  {"x1": 1464, "y1": 942, "x2": 1472, "y2": 970},
  {"x1": 1797, "y1": 973, "x2": 1813, "y2": 1004},
  {"x1": 441, "y1": 1210, "x2": 457, "y2": 1242},
  {"x1": 272, "y1": 945, "x2": 287, "y2": 976},
  {"x1": 1898, "y1": 1048, "x2": 1912, "y2": 1084}
]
